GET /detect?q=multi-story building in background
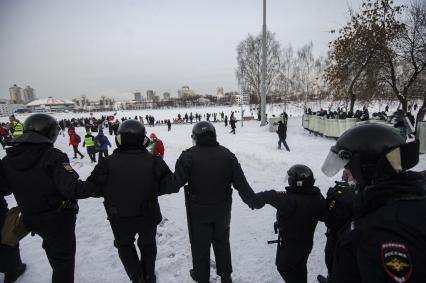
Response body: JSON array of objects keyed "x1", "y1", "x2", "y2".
[
  {"x1": 9, "y1": 84, "x2": 24, "y2": 104},
  {"x1": 0, "y1": 99, "x2": 10, "y2": 116},
  {"x1": 134, "y1": 92, "x2": 142, "y2": 102},
  {"x1": 146, "y1": 90, "x2": 156, "y2": 101},
  {"x1": 217, "y1": 87, "x2": 224, "y2": 98},
  {"x1": 163, "y1": 92, "x2": 171, "y2": 100},
  {"x1": 23, "y1": 85, "x2": 36, "y2": 103},
  {"x1": 178, "y1": 86, "x2": 194, "y2": 98}
]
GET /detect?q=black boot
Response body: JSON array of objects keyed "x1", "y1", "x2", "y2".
[
  {"x1": 221, "y1": 274, "x2": 233, "y2": 283},
  {"x1": 4, "y1": 263, "x2": 26, "y2": 283},
  {"x1": 317, "y1": 275, "x2": 329, "y2": 283},
  {"x1": 190, "y1": 269, "x2": 198, "y2": 282}
]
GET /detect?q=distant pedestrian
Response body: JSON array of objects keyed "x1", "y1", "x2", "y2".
[
  {"x1": 68, "y1": 127, "x2": 84, "y2": 159},
  {"x1": 167, "y1": 120, "x2": 171, "y2": 131},
  {"x1": 148, "y1": 133, "x2": 165, "y2": 159},
  {"x1": 95, "y1": 129, "x2": 111, "y2": 162},
  {"x1": 277, "y1": 121, "x2": 290, "y2": 151},
  {"x1": 224, "y1": 115, "x2": 228, "y2": 127},
  {"x1": 83, "y1": 130, "x2": 97, "y2": 163}
]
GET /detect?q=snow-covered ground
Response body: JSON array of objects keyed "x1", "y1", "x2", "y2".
[{"x1": 1, "y1": 106, "x2": 425, "y2": 283}]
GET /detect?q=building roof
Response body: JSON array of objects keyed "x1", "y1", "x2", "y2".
[{"x1": 26, "y1": 97, "x2": 75, "y2": 106}]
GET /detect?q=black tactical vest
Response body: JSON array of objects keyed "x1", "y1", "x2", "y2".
[
  {"x1": 188, "y1": 145, "x2": 233, "y2": 204},
  {"x1": 103, "y1": 151, "x2": 161, "y2": 220}
]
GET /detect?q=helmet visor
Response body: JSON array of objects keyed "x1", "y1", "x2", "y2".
[{"x1": 321, "y1": 146, "x2": 352, "y2": 177}]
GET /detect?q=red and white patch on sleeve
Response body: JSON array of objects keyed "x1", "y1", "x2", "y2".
[{"x1": 381, "y1": 242, "x2": 412, "y2": 283}]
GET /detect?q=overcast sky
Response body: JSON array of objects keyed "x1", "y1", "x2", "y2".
[{"x1": 0, "y1": 0, "x2": 398, "y2": 100}]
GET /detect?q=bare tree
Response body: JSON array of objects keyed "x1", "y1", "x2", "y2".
[{"x1": 236, "y1": 31, "x2": 281, "y2": 105}]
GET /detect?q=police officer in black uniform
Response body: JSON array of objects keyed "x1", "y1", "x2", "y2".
[
  {"x1": 257, "y1": 164, "x2": 325, "y2": 283},
  {"x1": 318, "y1": 177, "x2": 357, "y2": 283},
  {"x1": 1, "y1": 113, "x2": 100, "y2": 283},
  {"x1": 86, "y1": 120, "x2": 174, "y2": 283},
  {"x1": 321, "y1": 124, "x2": 426, "y2": 283},
  {"x1": 0, "y1": 161, "x2": 26, "y2": 283},
  {"x1": 163, "y1": 121, "x2": 264, "y2": 283}
]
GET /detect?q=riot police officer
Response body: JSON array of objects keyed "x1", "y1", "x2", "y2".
[
  {"x1": 257, "y1": 165, "x2": 325, "y2": 283},
  {"x1": 321, "y1": 124, "x2": 426, "y2": 282},
  {"x1": 0, "y1": 160, "x2": 26, "y2": 283},
  {"x1": 86, "y1": 120, "x2": 174, "y2": 283},
  {"x1": 1, "y1": 113, "x2": 100, "y2": 283},
  {"x1": 163, "y1": 121, "x2": 264, "y2": 283}
]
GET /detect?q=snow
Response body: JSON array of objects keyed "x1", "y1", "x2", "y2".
[{"x1": 1, "y1": 105, "x2": 425, "y2": 283}]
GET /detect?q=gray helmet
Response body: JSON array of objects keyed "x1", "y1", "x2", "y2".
[{"x1": 191, "y1": 121, "x2": 216, "y2": 144}]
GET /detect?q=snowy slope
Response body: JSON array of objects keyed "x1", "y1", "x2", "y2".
[{"x1": 1, "y1": 110, "x2": 425, "y2": 283}]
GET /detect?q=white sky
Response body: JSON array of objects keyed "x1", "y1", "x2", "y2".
[{"x1": 0, "y1": 0, "x2": 407, "y2": 100}]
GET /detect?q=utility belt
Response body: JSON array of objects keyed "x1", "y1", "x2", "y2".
[
  {"x1": 57, "y1": 200, "x2": 79, "y2": 214},
  {"x1": 188, "y1": 190, "x2": 232, "y2": 205}
]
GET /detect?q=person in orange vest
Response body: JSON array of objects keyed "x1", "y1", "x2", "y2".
[{"x1": 148, "y1": 133, "x2": 164, "y2": 159}]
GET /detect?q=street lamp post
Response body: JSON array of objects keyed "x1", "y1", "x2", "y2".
[{"x1": 260, "y1": 0, "x2": 267, "y2": 126}]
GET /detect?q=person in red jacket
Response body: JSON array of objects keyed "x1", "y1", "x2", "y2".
[
  {"x1": 148, "y1": 133, "x2": 164, "y2": 159},
  {"x1": 68, "y1": 127, "x2": 84, "y2": 159}
]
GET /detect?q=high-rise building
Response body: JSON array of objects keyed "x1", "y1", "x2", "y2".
[
  {"x1": 163, "y1": 92, "x2": 171, "y2": 100},
  {"x1": 0, "y1": 99, "x2": 10, "y2": 116},
  {"x1": 134, "y1": 92, "x2": 142, "y2": 102},
  {"x1": 178, "y1": 86, "x2": 194, "y2": 98},
  {"x1": 9, "y1": 84, "x2": 24, "y2": 104},
  {"x1": 23, "y1": 85, "x2": 36, "y2": 103},
  {"x1": 217, "y1": 87, "x2": 224, "y2": 97},
  {"x1": 146, "y1": 90, "x2": 156, "y2": 101}
]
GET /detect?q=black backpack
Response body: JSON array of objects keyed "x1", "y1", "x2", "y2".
[{"x1": 75, "y1": 134, "x2": 81, "y2": 143}]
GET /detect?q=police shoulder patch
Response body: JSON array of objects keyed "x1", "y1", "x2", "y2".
[
  {"x1": 62, "y1": 163, "x2": 74, "y2": 173},
  {"x1": 381, "y1": 242, "x2": 412, "y2": 283}
]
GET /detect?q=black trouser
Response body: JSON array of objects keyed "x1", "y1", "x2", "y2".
[
  {"x1": 86, "y1": 147, "x2": 96, "y2": 162},
  {"x1": 0, "y1": 243, "x2": 23, "y2": 276},
  {"x1": 230, "y1": 127, "x2": 235, "y2": 134},
  {"x1": 325, "y1": 232, "x2": 338, "y2": 279},
  {"x1": 277, "y1": 241, "x2": 313, "y2": 283},
  {"x1": 98, "y1": 149, "x2": 109, "y2": 162},
  {"x1": 110, "y1": 217, "x2": 157, "y2": 282},
  {"x1": 189, "y1": 200, "x2": 232, "y2": 283},
  {"x1": 24, "y1": 211, "x2": 77, "y2": 283},
  {"x1": 278, "y1": 138, "x2": 290, "y2": 151},
  {"x1": 72, "y1": 145, "x2": 84, "y2": 158}
]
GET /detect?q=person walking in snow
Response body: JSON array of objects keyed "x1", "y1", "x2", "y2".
[
  {"x1": 147, "y1": 133, "x2": 165, "y2": 159},
  {"x1": 277, "y1": 121, "x2": 290, "y2": 151},
  {"x1": 68, "y1": 127, "x2": 84, "y2": 159},
  {"x1": 94, "y1": 129, "x2": 111, "y2": 162},
  {"x1": 82, "y1": 130, "x2": 97, "y2": 163}
]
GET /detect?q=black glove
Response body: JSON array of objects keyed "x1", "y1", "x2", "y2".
[{"x1": 250, "y1": 195, "x2": 265, "y2": 209}]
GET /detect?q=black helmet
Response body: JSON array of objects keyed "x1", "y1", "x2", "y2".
[
  {"x1": 23, "y1": 113, "x2": 59, "y2": 143},
  {"x1": 116, "y1": 119, "x2": 146, "y2": 147},
  {"x1": 191, "y1": 121, "x2": 216, "y2": 144},
  {"x1": 322, "y1": 124, "x2": 418, "y2": 188},
  {"x1": 287, "y1": 164, "x2": 315, "y2": 188}
]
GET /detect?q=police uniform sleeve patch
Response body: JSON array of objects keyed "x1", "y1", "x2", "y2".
[
  {"x1": 63, "y1": 163, "x2": 74, "y2": 173},
  {"x1": 381, "y1": 242, "x2": 412, "y2": 283}
]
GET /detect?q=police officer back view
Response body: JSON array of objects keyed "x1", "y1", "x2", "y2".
[
  {"x1": 0, "y1": 161, "x2": 26, "y2": 283},
  {"x1": 164, "y1": 121, "x2": 265, "y2": 283},
  {"x1": 1, "y1": 113, "x2": 99, "y2": 283},
  {"x1": 257, "y1": 165, "x2": 325, "y2": 283},
  {"x1": 322, "y1": 124, "x2": 426, "y2": 283},
  {"x1": 86, "y1": 120, "x2": 174, "y2": 283}
]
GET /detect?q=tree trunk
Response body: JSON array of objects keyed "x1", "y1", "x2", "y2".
[
  {"x1": 416, "y1": 92, "x2": 426, "y2": 127},
  {"x1": 349, "y1": 92, "x2": 356, "y2": 113}
]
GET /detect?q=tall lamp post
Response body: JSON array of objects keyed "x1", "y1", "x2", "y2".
[{"x1": 260, "y1": 0, "x2": 267, "y2": 126}]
